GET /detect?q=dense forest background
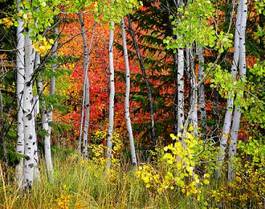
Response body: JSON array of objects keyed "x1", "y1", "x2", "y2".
[{"x1": 0, "y1": 0, "x2": 264, "y2": 208}]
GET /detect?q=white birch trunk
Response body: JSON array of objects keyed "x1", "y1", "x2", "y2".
[
  {"x1": 121, "y1": 18, "x2": 137, "y2": 166},
  {"x1": 197, "y1": 46, "x2": 206, "y2": 139},
  {"x1": 35, "y1": 53, "x2": 54, "y2": 181},
  {"x1": 22, "y1": 33, "x2": 36, "y2": 190},
  {"x1": 228, "y1": 0, "x2": 247, "y2": 181},
  {"x1": 106, "y1": 21, "x2": 115, "y2": 169},
  {"x1": 79, "y1": 12, "x2": 90, "y2": 158},
  {"x1": 177, "y1": 49, "x2": 185, "y2": 134},
  {"x1": 15, "y1": 0, "x2": 25, "y2": 187},
  {"x1": 46, "y1": 27, "x2": 58, "y2": 163},
  {"x1": 32, "y1": 96, "x2": 40, "y2": 182},
  {"x1": 216, "y1": 0, "x2": 243, "y2": 178},
  {"x1": 189, "y1": 48, "x2": 198, "y2": 137}
]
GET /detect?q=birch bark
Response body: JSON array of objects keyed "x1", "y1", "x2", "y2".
[
  {"x1": 22, "y1": 33, "x2": 36, "y2": 190},
  {"x1": 106, "y1": 21, "x2": 115, "y2": 169},
  {"x1": 121, "y1": 18, "x2": 137, "y2": 166},
  {"x1": 189, "y1": 48, "x2": 198, "y2": 137},
  {"x1": 228, "y1": 0, "x2": 247, "y2": 181},
  {"x1": 217, "y1": 0, "x2": 243, "y2": 176},
  {"x1": 15, "y1": 0, "x2": 25, "y2": 187},
  {"x1": 177, "y1": 49, "x2": 185, "y2": 134},
  {"x1": 79, "y1": 12, "x2": 90, "y2": 158},
  {"x1": 44, "y1": 27, "x2": 58, "y2": 179},
  {"x1": 35, "y1": 53, "x2": 54, "y2": 181},
  {"x1": 197, "y1": 46, "x2": 206, "y2": 139}
]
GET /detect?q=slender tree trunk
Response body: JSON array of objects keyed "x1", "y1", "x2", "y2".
[
  {"x1": 121, "y1": 18, "x2": 137, "y2": 166},
  {"x1": 22, "y1": 33, "x2": 36, "y2": 190},
  {"x1": 189, "y1": 48, "x2": 198, "y2": 137},
  {"x1": 44, "y1": 27, "x2": 58, "y2": 179},
  {"x1": 35, "y1": 53, "x2": 54, "y2": 181},
  {"x1": 228, "y1": 0, "x2": 247, "y2": 181},
  {"x1": 106, "y1": 21, "x2": 115, "y2": 169},
  {"x1": 177, "y1": 49, "x2": 185, "y2": 134},
  {"x1": 197, "y1": 46, "x2": 207, "y2": 139},
  {"x1": 216, "y1": 0, "x2": 242, "y2": 177},
  {"x1": 79, "y1": 12, "x2": 91, "y2": 158},
  {"x1": 32, "y1": 95, "x2": 40, "y2": 181},
  {"x1": 44, "y1": 26, "x2": 59, "y2": 175},
  {"x1": 78, "y1": 13, "x2": 96, "y2": 157},
  {"x1": 127, "y1": 16, "x2": 156, "y2": 145},
  {"x1": 15, "y1": 0, "x2": 25, "y2": 187}
]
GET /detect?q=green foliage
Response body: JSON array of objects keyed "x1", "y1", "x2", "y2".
[
  {"x1": 164, "y1": 0, "x2": 215, "y2": 49},
  {"x1": 93, "y1": 0, "x2": 141, "y2": 23},
  {"x1": 255, "y1": 0, "x2": 265, "y2": 15},
  {"x1": 243, "y1": 61, "x2": 265, "y2": 129},
  {"x1": 17, "y1": 0, "x2": 61, "y2": 35},
  {"x1": 207, "y1": 63, "x2": 245, "y2": 101},
  {"x1": 164, "y1": 0, "x2": 233, "y2": 53}
]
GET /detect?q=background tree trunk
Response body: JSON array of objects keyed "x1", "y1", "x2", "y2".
[
  {"x1": 197, "y1": 46, "x2": 206, "y2": 139},
  {"x1": 127, "y1": 16, "x2": 156, "y2": 146},
  {"x1": 121, "y1": 18, "x2": 137, "y2": 166}
]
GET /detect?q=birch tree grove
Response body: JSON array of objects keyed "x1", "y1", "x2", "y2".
[
  {"x1": 106, "y1": 21, "x2": 115, "y2": 169},
  {"x1": 121, "y1": 18, "x2": 137, "y2": 166},
  {"x1": 2, "y1": 0, "x2": 265, "y2": 206}
]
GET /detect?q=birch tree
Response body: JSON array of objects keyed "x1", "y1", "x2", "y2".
[
  {"x1": 35, "y1": 53, "x2": 53, "y2": 181},
  {"x1": 15, "y1": 0, "x2": 25, "y2": 187},
  {"x1": 189, "y1": 48, "x2": 198, "y2": 137},
  {"x1": 228, "y1": 0, "x2": 248, "y2": 181},
  {"x1": 217, "y1": 0, "x2": 243, "y2": 176},
  {"x1": 177, "y1": 48, "x2": 185, "y2": 134},
  {"x1": 197, "y1": 46, "x2": 206, "y2": 139},
  {"x1": 43, "y1": 27, "x2": 59, "y2": 179},
  {"x1": 121, "y1": 18, "x2": 137, "y2": 166},
  {"x1": 32, "y1": 95, "x2": 40, "y2": 181},
  {"x1": 106, "y1": 21, "x2": 115, "y2": 169},
  {"x1": 79, "y1": 12, "x2": 90, "y2": 158},
  {"x1": 22, "y1": 33, "x2": 36, "y2": 190}
]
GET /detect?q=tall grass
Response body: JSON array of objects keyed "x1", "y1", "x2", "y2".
[
  {"x1": 0, "y1": 150, "x2": 199, "y2": 209},
  {"x1": 1, "y1": 145, "x2": 264, "y2": 209}
]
